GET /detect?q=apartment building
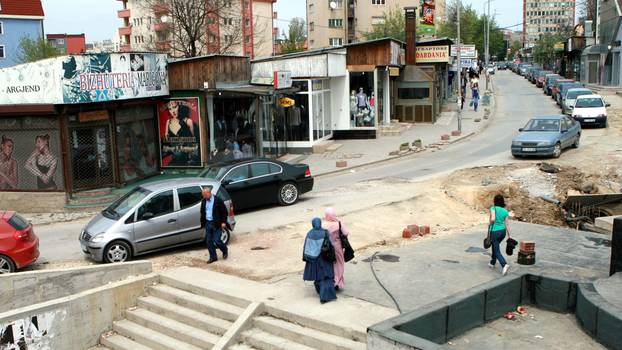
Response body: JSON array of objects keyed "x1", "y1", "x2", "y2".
[
  {"x1": 47, "y1": 34, "x2": 86, "y2": 54},
  {"x1": 306, "y1": 0, "x2": 446, "y2": 49},
  {"x1": 117, "y1": 0, "x2": 276, "y2": 58},
  {"x1": 523, "y1": 0, "x2": 575, "y2": 47}
]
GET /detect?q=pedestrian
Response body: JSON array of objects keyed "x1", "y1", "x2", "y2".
[
  {"x1": 303, "y1": 217, "x2": 337, "y2": 304},
  {"x1": 488, "y1": 194, "x2": 511, "y2": 275},
  {"x1": 472, "y1": 86, "x2": 480, "y2": 111},
  {"x1": 323, "y1": 207, "x2": 349, "y2": 291},
  {"x1": 200, "y1": 186, "x2": 229, "y2": 264}
]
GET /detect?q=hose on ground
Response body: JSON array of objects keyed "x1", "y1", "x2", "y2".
[{"x1": 370, "y1": 251, "x2": 403, "y2": 314}]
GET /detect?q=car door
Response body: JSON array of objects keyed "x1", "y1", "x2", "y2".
[
  {"x1": 247, "y1": 162, "x2": 283, "y2": 205},
  {"x1": 221, "y1": 165, "x2": 251, "y2": 211},
  {"x1": 175, "y1": 186, "x2": 205, "y2": 244},
  {"x1": 560, "y1": 118, "x2": 573, "y2": 148},
  {"x1": 132, "y1": 190, "x2": 179, "y2": 254}
]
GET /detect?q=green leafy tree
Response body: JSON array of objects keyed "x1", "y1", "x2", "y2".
[
  {"x1": 16, "y1": 36, "x2": 61, "y2": 63},
  {"x1": 281, "y1": 17, "x2": 306, "y2": 54},
  {"x1": 510, "y1": 40, "x2": 522, "y2": 58},
  {"x1": 363, "y1": 7, "x2": 406, "y2": 42}
]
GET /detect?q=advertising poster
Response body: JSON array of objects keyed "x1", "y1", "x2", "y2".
[
  {"x1": 416, "y1": 45, "x2": 450, "y2": 63},
  {"x1": 158, "y1": 98, "x2": 202, "y2": 168},
  {"x1": 418, "y1": 0, "x2": 436, "y2": 36},
  {"x1": 116, "y1": 106, "x2": 159, "y2": 182}
]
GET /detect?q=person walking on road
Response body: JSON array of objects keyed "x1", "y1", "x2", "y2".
[
  {"x1": 471, "y1": 75, "x2": 480, "y2": 112},
  {"x1": 200, "y1": 187, "x2": 228, "y2": 264},
  {"x1": 323, "y1": 207, "x2": 350, "y2": 291},
  {"x1": 488, "y1": 194, "x2": 511, "y2": 275},
  {"x1": 303, "y1": 218, "x2": 337, "y2": 304}
]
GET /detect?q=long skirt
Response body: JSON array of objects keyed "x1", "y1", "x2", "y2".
[{"x1": 314, "y1": 278, "x2": 337, "y2": 303}]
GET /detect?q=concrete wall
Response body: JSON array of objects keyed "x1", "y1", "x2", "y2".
[
  {"x1": 0, "y1": 273, "x2": 157, "y2": 350},
  {"x1": 0, "y1": 261, "x2": 152, "y2": 313},
  {"x1": 0, "y1": 191, "x2": 66, "y2": 213}
]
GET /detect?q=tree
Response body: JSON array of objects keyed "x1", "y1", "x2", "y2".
[
  {"x1": 577, "y1": 0, "x2": 596, "y2": 21},
  {"x1": 509, "y1": 40, "x2": 522, "y2": 59},
  {"x1": 280, "y1": 18, "x2": 306, "y2": 54},
  {"x1": 363, "y1": 7, "x2": 406, "y2": 42},
  {"x1": 532, "y1": 33, "x2": 565, "y2": 69},
  {"x1": 16, "y1": 36, "x2": 61, "y2": 63}
]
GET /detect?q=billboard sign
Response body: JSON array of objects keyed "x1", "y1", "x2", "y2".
[
  {"x1": 0, "y1": 53, "x2": 169, "y2": 105},
  {"x1": 158, "y1": 98, "x2": 202, "y2": 168},
  {"x1": 416, "y1": 45, "x2": 450, "y2": 63},
  {"x1": 417, "y1": 0, "x2": 436, "y2": 36},
  {"x1": 450, "y1": 45, "x2": 477, "y2": 58}
]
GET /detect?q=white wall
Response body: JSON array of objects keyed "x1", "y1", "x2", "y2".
[{"x1": 331, "y1": 76, "x2": 350, "y2": 130}]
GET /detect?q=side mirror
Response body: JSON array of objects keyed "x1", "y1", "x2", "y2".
[
  {"x1": 518, "y1": 128, "x2": 524, "y2": 132},
  {"x1": 606, "y1": 103, "x2": 611, "y2": 107},
  {"x1": 221, "y1": 179, "x2": 232, "y2": 186},
  {"x1": 141, "y1": 212, "x2": 154, "y2": 220}
]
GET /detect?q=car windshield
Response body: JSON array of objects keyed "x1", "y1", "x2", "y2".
[
  {"x1": 104, "y1": 187, "x2": 151, "y2": 219},
  {"x1": 575, "y1": 98, "x2": 604, "y2": 108},
  {"x1": 567, "y1": 90, "x2": 591, "y2": 99},
  {"x1": 199, "y1": 166, "x2": 227, "y2": 180},
  {"x1": 523, "y1": 119, "x2": 560, "y2": 132}
]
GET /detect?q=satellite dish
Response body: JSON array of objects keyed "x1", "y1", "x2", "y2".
[{"x1": 329, "y1": 1, "x2": 337, "y2": 9}]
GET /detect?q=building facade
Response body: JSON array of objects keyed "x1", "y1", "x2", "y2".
[
  {"x1": 306, "y1": 0, "x2": 446, "y2": 49},
  {"x1": 523, "y1": 0, "x2": 576, "y2": 47},
  {"x1": 47, "y1": 34, "x2": 87, "y2": 55},
  {"x1": 117, "y1": 0, "x2": 276, "y2": 59},
  {"x1": 0, "y1": 0, "x2": 45, "y2": 68}
]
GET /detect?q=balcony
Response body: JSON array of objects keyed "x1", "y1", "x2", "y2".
[
  {"x1": 156, "y1": 40, "x2": 171, "y2": 51},
  {"x1": 118, "y1": 26, "x2": 132, "y2": 36},
  {"x1": 120, "y1": 44, "x2": 132, "y2": 52},
  {"x1": 117, "y1": 9, "x2": 130, "y2": 18},
  {"x1": 154, "y1": 22, "x2": 170, "y2": 31}
]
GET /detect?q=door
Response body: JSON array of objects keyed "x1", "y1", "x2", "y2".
[
  {"x1": 175, "y1": 186, "x2": 205, "y2": 244},
  {"x1": 221, "y1": 165, "x2": 251, "y2": 210},
  {"x1": 69, "y1": 126, "x2": 114, "y2": 190},
  {"x1": 588, "y1": 62, "x2": 598, "y2": 84},
  {"x1": 247, "y1": 162, "x2": 282, "y2": 205},
  {"x1": 560, "y1": 118, "x2": 573, "y2": 148},
  {"x1": 132, "y1": 190, "x2": 178, "y2": 253}
]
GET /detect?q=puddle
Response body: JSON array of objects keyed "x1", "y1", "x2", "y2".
[
  {"x1": 585, "y1": 237, "x2": 611, "y2": 247},
  {"x1": 362, "y1": 254, "x2": 400, "y2": 263}
]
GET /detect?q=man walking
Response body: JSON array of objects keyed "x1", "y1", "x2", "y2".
[{"x1": 200, "y1": 187, "x2": 228, "y2": 263}]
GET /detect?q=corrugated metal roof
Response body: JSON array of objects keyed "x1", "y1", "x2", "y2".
[{"x1": 0, "y1": 0, "x2": 44, "y2": 17}]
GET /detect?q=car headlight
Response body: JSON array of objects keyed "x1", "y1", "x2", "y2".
[
  {"x1": 598, "y1": 114, "x2": 607, "y2": 118},
  {"x1": 91, "y1": 233, "x2": 106, "y2": 243},
  {"x1": 538, "y1": 141, "x2": 553, "y2": 146}
]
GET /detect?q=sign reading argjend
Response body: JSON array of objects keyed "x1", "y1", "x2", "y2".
[
  {"x1": 0, "y1": 53, "x2": 169, "y2": 105},
  {"x1": 415, "y1": 45, "x2": 450, "y2": 63}
]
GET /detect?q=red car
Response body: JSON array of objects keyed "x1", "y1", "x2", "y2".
[{"x1": 0, "y1": 211, "x2": 39, "y2": 273}]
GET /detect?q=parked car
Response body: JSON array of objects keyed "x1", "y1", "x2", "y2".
[
  {"x1": 498, "y1": 62, "x2": 508, "y2": 70},
  {"x1": 535, "y1": 71, "x2": 553, "y2": 87},
  {"x1": 556, "y1": 82, "x2": 584, "y2": 106},
  {"x1": 79, "y1": 178, "x2": 235, "y2": 263},
  {"x1": 519, "y1": 64, "x2": 532, "y2": 76},
  {"x1": 551, "y1": 79, "x2": 574, "y2": 101},
  {"x1": 562, "y1": 88, "x2": 593, "y2": 115},
  {"x1": 543, "y1": 75, "x2": 562, "y2": 95},
  {"x1": 0, "y1": 211, "x2": 39, "y2": 273},
  {"x1": 511, "y1": 115, "x2": 581, "y2": 158},
  {"x1": 527, "y1": 68, "x2": 541, "y2": 83},
  {"x1": 486, "y1": 64, "x2": 496, "y2": 75},
  {"x1": 571, "y1": 94, "x2": 610, "y2": 128},
  {"x1": 199, "y1": 158, "x2": 314, "y2": 211}
]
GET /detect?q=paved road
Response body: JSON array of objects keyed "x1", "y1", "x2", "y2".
[{"x1": 34, "y1": 71, "x2": 560, "y2": 264}]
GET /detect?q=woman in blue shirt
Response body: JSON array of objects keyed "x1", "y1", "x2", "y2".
[{"x1": 489, "y1": 194, "x2": 511, "y2": 275}]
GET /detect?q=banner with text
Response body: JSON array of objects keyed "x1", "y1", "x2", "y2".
[
  {"x1": 450, "y1": 45, "x2": 477, "y2": 58},
  {"x1": 416, "y1": 45, "x2": 450, "y2": 63}
]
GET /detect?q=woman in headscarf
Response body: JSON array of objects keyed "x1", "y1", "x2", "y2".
[
  {"x1": 302, "y1": 217, "x2": 337, "y2": 304},
  {"x1": 323, "y1": 207, "x2": 349, "y2": 290}
]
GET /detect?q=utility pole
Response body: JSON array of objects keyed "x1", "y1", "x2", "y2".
[
  {"x1": 485, "y1": 0, "x2": 491, "y2": 67},
  {"x1": 457, "y1": 0, "x2": 462, "y2": 134}
]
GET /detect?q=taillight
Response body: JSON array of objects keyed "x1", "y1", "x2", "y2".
[
  {"x1": 304, "y1": 169, "x2": 311, "y2": 177},
  {"x1": 229, "y1": 203, "x2": 235, "y2": 217},
  {"x1": 13, "y1": 229, "x2": 29, "y2": 241}
]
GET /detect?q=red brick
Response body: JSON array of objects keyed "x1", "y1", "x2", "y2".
[
  {"x1": 451, "y1": 130, "x2": 461, "y2": 136},
  {"x1": 520, "y1": 241, "x2": 535, "y2": 252},
  {"x1": 441, "y1": 134, "x2": 450, "y2": 141},
  {"x1": 402, "y1": 228, "x2": 413, "y2": 238},
  {"x1": 407, "y1": 225, "x2": 420, "y2": 235},
  {"x1": 336, "y1": 160, "x2": 348, "y2": 168},
  {"x1": 420, "y1": 225, "x2": 431, "y2": 235}
]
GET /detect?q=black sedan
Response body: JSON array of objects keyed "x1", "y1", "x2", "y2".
[{"x1": 199, "y1": 158, "x2": 314, "y2": 211}]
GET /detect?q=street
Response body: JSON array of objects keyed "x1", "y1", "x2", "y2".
[{"x1": 34, "y1": 71, "x2": 582, "y2": 267}]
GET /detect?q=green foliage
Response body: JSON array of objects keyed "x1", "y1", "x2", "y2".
[
  {"x1": 16, "y1": 36, "x2": 61, "y2": 63},
  {"x1": 281, "y1": 17, "x2": 307, "y2": 54},
  {"x1": 510, "y1": 40, "x2": 522, "y2": 58},
  {"x1": 363, "y1": 7, "x2": 406, "y2": 42},
  {"x1": 533, "y1": 33, "x2": 563, "y2": 68}
]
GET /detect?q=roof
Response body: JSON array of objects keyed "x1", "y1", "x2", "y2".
[
  {"x1": 169, "y1": 54, "x2": 248, "y2": 64},
  {"x1": 252, "y1": 46, "x2": 345, "y2": 63},
  {"x1": 46, "y1": 33, "x2": 86, "y2": 39},
  {"x1": 344, "y1": 37, "x2": 405, "y2": 47},
  {"x1": 215, "y1": 84, "x2": 298, "y2": 95},
  {"x1": 140, "y1": 177, "x2": 220, "y2": 191},
  {"x1": 0, "y1": 0, "x2": 44, "y2": 17},
  {"x1": 416, "y1": 37, "x2": 454, "y2": 46}
]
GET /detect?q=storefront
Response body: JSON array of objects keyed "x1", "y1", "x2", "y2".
[
  {"x1": 251, "y1": 48, "x2": 348, "y2": 152},
  {"x1": 0, "y1": 52, "x2": 169, "y2": 193}
]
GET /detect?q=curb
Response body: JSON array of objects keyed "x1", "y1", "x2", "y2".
[{"x1": 314, "y1": 94, "x2": 497, "y2": 178}]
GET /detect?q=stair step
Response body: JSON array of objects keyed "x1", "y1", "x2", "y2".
[
  {"x1": 138, "y1": 295, "x2": 232, "y2": 335},
  {"x1": 100, "y1": 333, "x2": 153, "y2": 350},
  {"x1": 149, "y1": 284, "x2": 244, "y2": 322},
  {"x1": 254, "y1": 316, "x2": 365, "y2": 350},
  {"x1": 160, "y1": 274, "x2": 250, "y2": 308},
  {"x1": 242, "y1": 328, "x2": 316, "y2": 350},
  {"x1": 125, "y1": 308, "x2": 220, "y2": 349},
  {"x1": 228, "y1": 343, "x2": 260, "y2": 350},
  {"x1": 88, "y1": 346, "x2": 113, "y2": 350},
  {"x1": 72, "y1": 187, "x2": 113, "y2": 198},
  {"x1": 113, "y1": 319, "x2": 201, "y2": 350}
]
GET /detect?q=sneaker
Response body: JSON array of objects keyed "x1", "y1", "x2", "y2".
[
  {"x1": 502, "y1": 265, "x2": 509, "y2": 276},
  {"x1": 488, "y1": 263, "x2": 495, "y2": 270}
]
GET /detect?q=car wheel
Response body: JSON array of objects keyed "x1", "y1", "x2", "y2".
[
  {"x1": 573, "y1": 135, "x2": 580, "y2": 148},
  {"x1": 553, "y1": 143, "x2": 562, "y2": 158},
  {"x1": 278, "y1": 182, "x2": 299, "y2": 206},
  {"x1": 104, "y1": 240, "x2": 132, "y2": 263},
  {"x1": 221, "y1": 228, "x2": 231, "y2": 246},
  {"x1": 0, "y1": 255, "x2": 16, "y2": 274}
]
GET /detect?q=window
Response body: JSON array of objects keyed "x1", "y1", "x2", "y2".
[
  {"x1": 223, "y1": 165, "x2": 250, "y2": 183},
  {"x1": 224, "y1": 0, "x2": 232, "y2": 7},
  {"x1": 177, "y1": 186, "x2": 203, "y2": 210},
  {"x1": 223, "y1": 18, "x2": 233, "y2": 25},
  {"x1": 245, "y1": 18, "x2": 250, "y2": 27},
  {"x1": 372, "y1": 0, "x2": 385, "y2": 4},
  {"x1": 328, "y1": 19, "x2": 343, "y2": 28},
  {"x1": 208, "y1": 16, "x2": 215, "y2": 24},
  {"x1": 245, "y1": 36, "x2": 251, "y2": 43},
  {"x1": 309, "y1": 22, "x2": 315, "y2": 31},
  {"x1": 224, "y1": 35, "x2": 233, "y2": 43},
  {"x1": 0, "y1": 22, "x2": 5, "y2": 35},
  {"x1": 250, "y1": 163, "x2": 272, "y2": 177},
  {"x1": 371, "y1": 16, "x2": 385, "y2": 25},
  {"x1": 329, "y1": 38, "x2": 343, "y2": 46},
  {"x1": 8, "y1": 213, "x2": 29, "y2": 230},
  {"x1": 138, "y1": 190, "x2": 174, "y2": 220},
  {"x1": 0, "y1": 45, "x2": 5, "y2": 59},
  {"x1": 398, "y1": 88, "x2": 430, "y2": 100},
  {"x1": 269, "y1": 163, "x2": 281, "y2": 174},
  {"x1": 209, "y1": 34, "x2": 217, "y2": 43}
]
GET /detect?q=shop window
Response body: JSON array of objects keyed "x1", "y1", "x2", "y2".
[
  {"x1": 398, "y1": 88, "x2": 430, "y2": 100},
  {"x1": 212, "y1": 96, "x2": 257, "y2": 162},
  {"x1": 349, "y1": 72, "x2": 375, "y2": 127},
  {"x1": 117, "y1": 105, "x2": 158, "y2": 182}
]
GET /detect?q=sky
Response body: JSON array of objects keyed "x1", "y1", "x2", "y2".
[{"x1": 42, "y1": 0, "x2": 523, "y2": 43}]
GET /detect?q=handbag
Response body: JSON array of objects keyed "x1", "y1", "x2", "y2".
[
  {"x1": 506, "y1": 237, "x2": 518, "y2": 256},
  {"x1": 339, "y1": 222, "x2": 355, "y2": 263},
  {"x1": 483, "y1": 208, "x2": 495, "y2": 249},
  {"x1": 321, "y1": 230, "x2": 336, "y2": 262}
]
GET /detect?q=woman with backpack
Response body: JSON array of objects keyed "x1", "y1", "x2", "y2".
[
  {"x1": 489, "y1": 194, "x2": 511, "y2": 275},
  {"x1": 302, "y1": 218, "x2": 337, "y2": 304}
]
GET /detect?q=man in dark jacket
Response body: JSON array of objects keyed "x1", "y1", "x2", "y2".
[{"x1": 200, "y1": 186, "x2": 228, "y2": 263}]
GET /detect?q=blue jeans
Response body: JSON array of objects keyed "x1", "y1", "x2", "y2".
[
  {"x1": 490, "y1": 229, "x2": 507, "y2": 267},
  {"x1": 205, "y1": 223, "x2": 227, "y2": 260}
]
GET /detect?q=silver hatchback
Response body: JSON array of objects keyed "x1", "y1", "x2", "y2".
[{"x1": 79, "y1": 178, "x2": 235, "y2": 263}]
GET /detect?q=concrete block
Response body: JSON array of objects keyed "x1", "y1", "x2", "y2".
[
  {"x1": 484, "y1": 275, "x2": 522, "y2": 321},
  {"x1": 446, "y1": 290, "x2": 485, "y2": 340},
  {"x1": 402, "y1": 228, "x2": 413, "y2": 239},
  {"x1": 520, "y1": 241, "x2": 535, "y2": 252},
  {"x1": 533, "y1": 276, "x2": 573, "y2": 312},
  {"x1": 576, "y1": 284, "x2": 599, "y2": 336},
  {"x1": 407, "y1": 225, "x2": 420, "y2": 235},
  {"x1": 596, "y1": 306, "x2": 622, "y2": 350},
  {"x1": 336, "y1": 160, "x2": 348, "y2": 168},
  {"x1": 396, "y1": 303, "x2": 448, "y2": 344},
  {"x1": 451, "y1": 131, "x2": 461, "y2": 136},
  {"x1": 441, "y1": 134, "x2": 450, "y2": 141},
  {"x1": 420, "y1": 225, "x2": 431, "y2": 236}
]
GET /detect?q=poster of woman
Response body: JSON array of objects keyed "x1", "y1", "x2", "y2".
[
  {"x1": 158, "y1": 98, "x2": 202, "y2": 167},
  {"x1": 24, "y1": 134, "x2": 58, "y2": 190},
  {"x1": 0, "y1": 136, "x2": 18, "y2": 190}
]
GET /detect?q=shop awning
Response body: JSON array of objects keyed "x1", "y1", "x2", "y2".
[
  {"x1": 212, "y1": 85, "x2": 299, "y2": 96},
  {"x1": 582, "y1": 44, "x2": 609, "y2": 56}
]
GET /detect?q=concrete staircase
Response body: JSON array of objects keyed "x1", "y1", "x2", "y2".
[{"x1": 96, "y1": 274, "x2": 367, "y2": 350}]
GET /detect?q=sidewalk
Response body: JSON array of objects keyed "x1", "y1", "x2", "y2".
[{"x1": 291, "y1": 92, "x2": 496, "y2": 177}]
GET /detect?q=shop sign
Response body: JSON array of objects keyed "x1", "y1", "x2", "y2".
[
  {"x1": 450, "y1": 44, "x2": 477, "y2": 58},
  {"x1": 554, "y1": 42, "x2": 565, "y2": 52},
  {"x1": 157, "y1": 97, "x2": 202, "y2": 168},
  {"x1": 79, "y1": 110, "x2": 109, "y2": 123},
  {"x1": 279, "y1": 97, "x2": 295, "y2": 107},
  {"x1": 0, "y1": 53, "x2": 169, "y2": 105},
  {"x1": 273, "y1": 71, "x2": 292, "y2": 90},
  {"x1": 389, "y1": 67, "x2": 401, "y2": 76},
  {"x1": 417, "y1": 0, "x2": 436, "y2": 36},
  {"x1": 416, "y1": 46, "x2": 449, "y2": 63}
]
